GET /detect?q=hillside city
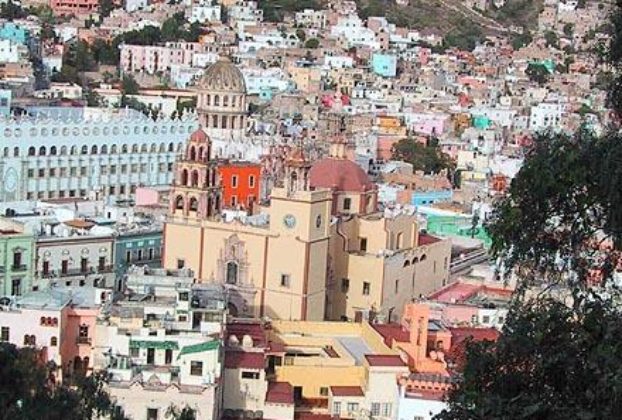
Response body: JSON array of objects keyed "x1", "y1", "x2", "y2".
[{"x1": 0, "y1": 0, "x2": 620, "y2": 419}]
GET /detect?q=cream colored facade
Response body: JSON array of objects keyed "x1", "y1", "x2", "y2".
[
  {"x1": 328, "y1": 214, "x2": 451, "y2": 322},
  {"x1": 165, "y1": 186, "x2": 332, "y2": 321}
]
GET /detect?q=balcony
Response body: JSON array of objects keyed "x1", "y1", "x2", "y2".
[
  {"x1": 76, "y1": 336, "x2": 92, "y2": 345},
  {"x1": 11, "y1": 264, "x2": 28, "y2": 272},
  {"x1": 39, "y1": 265, "x2": 114, "y2": 278}
]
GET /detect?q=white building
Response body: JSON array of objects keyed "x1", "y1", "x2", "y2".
[
  {"x1": 0, "y1": 39, "x2": 23, "y2": 63},
  {"x1": 189, "y1": 3, "x2": 221, "y2": 23},
  {"x1": 228, "y1": 1, "x2": 263, "y2": 23},
  {"x1": 323, "y1": 55, "x2": 354, "y2": 69},
  {"x1": 396, "y1": 386, "x2": 447, "y2": 420},
  {"x1": 330, "y1": 16, "x2": 379, "y2": 49},
  {"x1": 529, "y1": 102, "x2": 564, "y2": 131},
  {"x1": 0, "y1": 106, "x2": 198, "y2": 202},
  {"x1": 97, "y1": 269, "x2": 226, "y2": 420},
  {"x1": 294, "y1": 9, "x2": 327, "y2": 28},
  {"x1": 124, "y1": 0, "x2": 149, "y2": 12}
]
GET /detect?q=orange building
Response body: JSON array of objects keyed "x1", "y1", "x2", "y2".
[{"x1": 218, "y1": 162, "x2": 261, "y2": 211}]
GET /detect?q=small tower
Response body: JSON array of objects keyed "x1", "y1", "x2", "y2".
[
  {"x1": 328, "y1": 115, "x2": 353, "y2": 159},
  {"x1": 170, "y1": 128, "x2": 223, "y2": 219},
  {"x1": 284, "y1": 140, "x2": 312, "y2": 196}
]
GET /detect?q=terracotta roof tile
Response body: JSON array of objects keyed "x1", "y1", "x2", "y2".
[
  {"x1": 330, "y1": 386, "x2": 364, "y2": 397},
  {"x1": 224, "y1": 351, "x2": 265, "y2": 369},
  {"x1": 365, "y1": 354, "x2": 406, "y2": 367},
  {"x1": 266, "y1": 381, "x2": 294, "y2": 405}
]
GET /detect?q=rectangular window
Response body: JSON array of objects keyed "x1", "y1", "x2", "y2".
[
  {"x1": 98, "y1": 256, "x2": 106, "y2": 271},
  {"x1": 241, "y1": 371, "x2": 260, "y2": 379},
  {"x1": 27, "y1": 168, "x2": 34, "y2": 178},
  {"x1": 131, "y1": 164, "x2": 138, "y2": 173},
  {"x1": 249, "y1": 175, "x2": 255, "y2": 188},
  {"x1": 341, "y1": 278, "x2": 350, "y2": 293},
  {"x1": 333, "y1": 402, "x2": 341, "y2": 416},
  {"x1": 347, "y1": 403, "x2": 359, "y2": 414},
  {"x1": 371, "y1": 403, "x2": 381, "y2": 416},
  {"x1": 60, "y1": 167, "x2": 67, "y2": 177},
  {"x1": 232, "y1": 175, "x2": 238, "y2": 188},
  {"x1": 177, "y1": 259, "x2": 185, "y2": 269},
  {"x1": 121, "y1": 164, "x2": 127, "y2": 174},
  {"x1": 280, "y1": 274, "x2": 290, "y2": 288},
  {"x1": 137, "y1": 249, "x2": 143, "y2": 261},
  {"x1": 42, "y1": 261, "x2": 49, "y2": 276},
  {"x1": 360, "y1": 237, "x2": 367, "y2": 252},
  {"x1": 11, "y1": 279, "x2": 22, "y2": 296},
  {"x1": 80, "y1": 167, "x2": 87, "y2": 176},
  {"x1": 110, "y1": 165, "x2": 117, "y2": 174},
  {"x1": 126, "y1": 250, "x2": 132, "y2": 263},
  {"x1": 61, "y1": 259, "x2": 68, "y2": 274},
  {"x1": 343, "y1": 197, "x2": 351, "y2": 210},
  {"x1": 130, "y1": 347, "x2": 139, "y2": 357},
  {"x1": 109, "y1": 186, "x2": 116, "y2": 195},
  {"x1": 49, "y1": 168, "x2": 56, "y2": 177},
  {"x1": 147, "y1": 348, "x2": 155, "y2": 364},
  {"x1": 149, "y1": 248, "x2": 154, "y2": 260},
  {"x1": 80, "y1": 257, "x2": 88, "y2": 273},
  {"x1": 381, "y1": 403, "x2": 392, "y2": 417},
  {"x1": 69, "y1": 190, "x2": 76, "y2": 197},
  {"x1": 119, "y1": 185, "x2": 126, "y2": 195},
  {"x1": 167, "y1": 163, "x2": 173, "y2": 172},
  {"x1": 319, "y1": 386, "x2": 328, "y2": 396},
  {"x1": 231, "y1": 195, "x2": 237, "y2": 207},
  {"x1": 363, "y1": 282, "x2": 370, "y2": 296},
  {"x1": 38, "y1": 168, "x2": 45, "y2": 178},
  {"x1": 13, "y1": 251, "x2": 21, "y2": 268},
  {"x1": 1, "y1": 326, "x2": 9, "y2": 342},
  {"x1": 395, "y1": 279, "x2": 399, "y2": 294},
  {"x1": 190, "y1": 361, "x2": 203, "y2": 376},
  {"x1": 482, "y1": 315, "x2": 490, "y2": 323},
  {"x1": 178, "y1": 292, "x2": 189, "y2": 301},
  {"x1": 140, "y1": 163, "x2": 147, "y2": 172}
]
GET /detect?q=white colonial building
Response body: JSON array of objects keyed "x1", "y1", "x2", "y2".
[{"x1": 0, "y1": 106, "x2": 198, "y2": 202}]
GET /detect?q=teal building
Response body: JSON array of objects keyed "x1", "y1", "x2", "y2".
[
  {"x1": 114, "y1": 230, "x2": 163, "y2": 280},
  {"x1": 371, "y1": 53, "x2": 397, "y2": 77},
  {"x1": 0, "y1": 218, "x2": 35, "y2": 296},
  {"x1": 0, "y1": 22, "x2": 30, "y2": 45}
]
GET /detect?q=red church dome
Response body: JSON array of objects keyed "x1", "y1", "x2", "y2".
[{"x1": 309, "y1": 158, "x2": 375, "y2": 192}]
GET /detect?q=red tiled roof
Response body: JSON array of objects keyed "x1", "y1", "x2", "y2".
[
  {"x1": 224, "y1": 351, "x2": 265, "y2": 369},
  {"x1": 418, "y1": 233, "x2": 442, "y2": 246},
  {"x1": 330, "y1": 386, "x2": 364, "y2": 397},
  {"x1": 309, "y1": 158, "x2": 375, "y2": 192},
  {"x1": 365, "y1": 355, "x2": 406, "y2": 367},
  {"x1": 428, "y1": 282, "x2": 514, "y2": 303},
  {"x1": 449, "y1": 327, "x2": 500, "y2": 345},
  {"x1": 372, "y1": 324, "x2": 410, "y2": 347},
  {"x1": 403, "y1": 389, "x2": 445, "y2": 401},
  {"x1": 294, "y1": 414, "x2": 335, "y2": 420},
  {"x1": 266, "y1": 381, "x2": 294, "y2": 405}
]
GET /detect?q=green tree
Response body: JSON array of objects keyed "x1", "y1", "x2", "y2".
[
  {"x1": 98, "y1": 0, "x2": 115, "y2": 18},
  {"x1": 392, "y1": 136, "x2": 454, "y2": 174},
  {"x1": 544, "y1": 30, "x2": 559, "y2": 48},
  {"x1": 0, "y1": 0, "x2": 27, "y2": 19},
  {"x1": 304, "y1": 38, "x2": 320, "y2": 49},
  {"x1": 525, "y1": 63, "x2": 550, "y2": 85},
  {"x1": 486, "y1": 130, "x2": 622, "y2": 287},
  {"x1": 435, "y1": 292, "x2": 622, "y2": 420},
  {"x1": 511, "y1": 31, "x2": 532, "y2": 50},
  {"x1": 166, "y1": 405, "x2": 197, "y2": 420},
  {"x1": 121, "y1": 74, "x2": 140, "y2": 95},
  {"x1": 563, "y1": 22, "x2": 574, "y2": 37},
  {"x1": 0, "y1": 343, "x2": 127, "y2": 419},
  {"x1": 295, "y1": 28, "x2": 306, "y2": 42}
]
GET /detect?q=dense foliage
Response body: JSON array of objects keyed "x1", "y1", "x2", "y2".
[
  {"x1": 0, "y1": 343, "x2": 126, "y2": 419},
  {"x1": 486, "y1": 130, "x2": 622, "y2": 287},
  {"x1": 436, "y1": 292, "x2": 622, "y2": 419},
  {"x1": 258, "y1": 0, "x2": 322, "y2": 22},
  {"x1": 392, "y1": 137, "x2": 454, "y2": 175},
  {"x1": 525, "y1": 63, "x2": 550, "y2": 85}
]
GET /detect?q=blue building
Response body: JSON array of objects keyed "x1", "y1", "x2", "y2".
[
  {"x1": 371, "y1": 53, "x2": 397, "y2": 78},
  {"x1": 0, "y1": 22, "x2": 30, "y2": 45},
  {"x1": 412, "y1": 189, "x2": 453, "y2": 206},
  {"x1": 114, "y1": 230, "x2": 163, "y2": 280}
]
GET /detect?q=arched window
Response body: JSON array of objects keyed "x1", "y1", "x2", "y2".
[
  {"x1": 121, "y1": 145, "x2": 128, "y2": 153},
  {"x1": 52, "y1": 317, "x2": 58, "y2": 326},
  {"x1": 39, "y1": 146, "x2": 46, "y2": 156},
  {"x1": 91, "y1": 145, "x2": 98, "y2": 154},
  {"x1": 131, "y1": 144, "x2": 138, "y2": 153},
  {"x1": 189, "y1": 146, "x2": 196, "y2": 161},
  {"x1": 231, "y1": 116, "x2": 237, "y2": 129},
  {"x1": 13, "y1": 147, "x2": 19, "y2": 157},
  {"x1": 101, "y1": 145, "x2": 108, "y2": 154},
  {"x1": 420, "y1": 254, "x2": 427, "y2": 262},
  {"x1": 168, "y1": 143, "x2": 174, "y2": 152},
  {"x1": 81, "y1": 145, "x2": 88, "y2": 154},
  {"x1": 221, "y1": 116, "x2": 228, "y2": 129},
  {"x1": 212, "y1": 115, "x2": 218, "y2": 128},
  {"x1": 191, "y1": 170, "x2": 199, "y2": 187},
  {"x1": 50, "y1": 146, "x2": 57, "y2": 155},
  {"x1": 175, "y1": 195, "x2": 184, "y2": 210},
  {"x1": 141, "y1": 144, "x2": 148, "y2": 153},
  {"x1": 198, "y1": 147, "x2": 204, "y2": 161},
  {"x1": 150, "y1": 144, "x2": 157, "y2": 153},
  {"x1": 206, "y1": 94, "x2": 211, "y2": 106},
  {"x1": 159, "y1": 143, "x2": 165, "y2": 153},
  {"x1": 60, "y1": 146, "x2": 67, "y2": 155},
  {"x1": 396, "y1": 232, "x2": 403, "y2": 249},
  {"x1": 50, "y1": 336, "x2": 58, "y2": 346},
  {"x1": 403, "y1": 260, "x2": 410, "y2": 267},
  {"x1": 189, "y1": 197, "x2": 198, "y2": 211},
  {"x1": 181, "y1": 169, "x2": 188, "y2": 186},
  {"x1": 46, "y1": 317, "x2": 52, "y2": 325},
  {"x1": 70, "y1": 146, "x2": 78, "y2": 155},
  {"x1": 177, "y1": 143, "x2": 183, "y2": 152},
  {"x1": 226, "y1": 261, "x2": 238, "y2": 284},
  {"x1": 232, "y1": 96, "x2": 236, "y2": 107},
  {"x1": 28, "y1": 146, "x2": 35, "y2": 156},
  {"x1": 3, "y1": 147, "x2": 8, "y2": 157},
  {"x1": 30, "y1": 335, "x2": 36, "y2": 345},
  {"x1": 23, "y1": 334, "x2": 29, "y2": 345},
  {"x1": 110, "y1": 145, "x2": 117, "y2": 154},
  {"x1": 40, "y1": 316, "x2": 46, "y2": 325},
  {"x1": 214, "y1": 95, "x2": 220, "y2": 106},
  {"x1": 223, "y1": 95, "x2": 229, "y2": 107},
  {"x1": 412, "y1": 257, "x2": 419, "y2": 264}
]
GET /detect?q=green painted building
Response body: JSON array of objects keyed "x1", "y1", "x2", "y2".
[
  {"x1": 0, "y1": 217, "x2": 35, "y2": 296},
  {"x1": 426, "y1": 215, "x2": 492, "y2": 248}
]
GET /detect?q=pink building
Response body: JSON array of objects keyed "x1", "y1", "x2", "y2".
[
  {"x1": 120, "y1": 42, "x2": 203, "y2": 75},
  {"x1": 61, "y1": 305, "x2": 100, "y2": 379},
  {"x1": 50, "y1": 0, "x2": 99, "y2": 15}
]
